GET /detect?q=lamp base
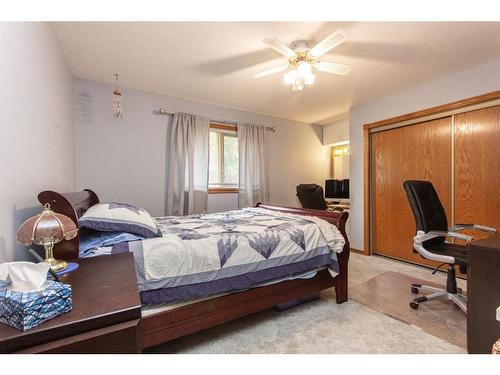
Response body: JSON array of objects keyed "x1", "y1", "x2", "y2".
[
  {"x1": 43, "y1": 243, "x2": 69, "y2": 272},
  {"x1": 45, "y1": 257, "x2": 68, "y2": 272}
]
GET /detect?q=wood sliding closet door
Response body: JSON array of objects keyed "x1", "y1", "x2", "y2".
[
  {"x1": 372, "y1": 117, "x2": 453, "y2": 266},
  {"x1": 455, "y1": 105, "x2": 500, "y2": 240}
]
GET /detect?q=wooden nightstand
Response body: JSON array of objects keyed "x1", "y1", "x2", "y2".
[{"x1": 0, "y1": 253, "x2": 142, "y2": 353}]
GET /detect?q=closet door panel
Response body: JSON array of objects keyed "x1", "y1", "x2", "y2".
[
  {"x1": 455, "y1": 105, "x2": 500, "y2": 240},
  {"x1": 372, "y1": 117, "x2": 452, "y2": 266}
]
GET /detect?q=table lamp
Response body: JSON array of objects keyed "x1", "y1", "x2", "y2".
[{"x1": 16, "y1": 203, "x2": 78, "y2": 272}]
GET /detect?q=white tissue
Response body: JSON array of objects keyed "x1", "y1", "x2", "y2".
[{"x1": 0, "y1": 261, "x2": 50, "y2": 292}]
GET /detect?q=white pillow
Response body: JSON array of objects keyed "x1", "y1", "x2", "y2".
[{"x1": 79, "y1": 202, "x2": 160, "y2": 238}]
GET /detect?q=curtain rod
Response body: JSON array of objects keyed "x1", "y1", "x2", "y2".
[{"x1": 153, "y1": 108, "x2": 276, "y2": 132}]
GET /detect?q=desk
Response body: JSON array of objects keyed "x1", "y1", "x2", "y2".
[
  {"x1": 467, "y1": 234, "x2": 500, "y2": 354},
  {"x1": 327, "y1": 204, "x2": 350, "y2": 211},
  {"x1": 0, "y1": 253, "x2": 142, "y2": 353}
]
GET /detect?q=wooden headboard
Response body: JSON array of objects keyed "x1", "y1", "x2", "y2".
[{"x1": 38, "y1": 189, "x2": 99, "y2": 260}]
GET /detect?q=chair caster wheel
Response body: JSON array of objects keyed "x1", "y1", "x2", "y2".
[
  {"x1": 411, "y1": 287, "x2": 419, "y2": 294},
  {"x1": 410, "y1": 301, "x2": 419, "y2": 310}
]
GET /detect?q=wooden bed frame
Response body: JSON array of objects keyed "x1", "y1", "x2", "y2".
[{"x1": 38, "y1": 189, "x2": 350, "y2": 350}]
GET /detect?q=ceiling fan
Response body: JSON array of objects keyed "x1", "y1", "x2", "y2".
[{"x1": 253, "y1": 29, "x2": 352, "y2": 91}]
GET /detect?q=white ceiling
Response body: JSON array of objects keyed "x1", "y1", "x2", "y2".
[{"x1": 54, "y1": 22, "x2": 500, "y2": 124}]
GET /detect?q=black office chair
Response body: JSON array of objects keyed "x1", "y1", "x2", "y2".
[
  {"x1": 403, "y1": 180, "x2": 496, "y2": 313},
  {"x1": 296, "y1": 184, "x2": 328, "y2": 210}
]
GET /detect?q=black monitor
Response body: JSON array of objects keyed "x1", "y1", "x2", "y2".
[{"x1": 325, "y1": 179, "x2": 349, "y2": 199}]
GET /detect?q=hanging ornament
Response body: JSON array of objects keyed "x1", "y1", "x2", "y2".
[{"x1": 112, "y1": 73, "x2": 123, "y2": 119}]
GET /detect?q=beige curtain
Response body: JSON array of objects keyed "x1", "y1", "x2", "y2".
[
  {"x1": 166, "y1": 112, "x2": 209, "y2": 215},
  {"x1": 237, "y1": 123, "x2": 269, "y2": 208}
]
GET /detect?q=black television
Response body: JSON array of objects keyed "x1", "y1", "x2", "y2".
[{"x1": 325, "y1": 179, "x2": 349, "y2": 199}]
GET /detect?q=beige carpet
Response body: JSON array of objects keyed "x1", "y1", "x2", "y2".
[
  {"x1": 146, "y1": 257, "x2": 467, "y2": 353},
  {"x1": 145, "y1": 254, "x2": 466, "y2": 354},
  {"x1": 145, "y1": 295, "x2": 464, "y2": 354},
  {"x1": 350, "y1": 271, "x2": 466, "y2": 349}
]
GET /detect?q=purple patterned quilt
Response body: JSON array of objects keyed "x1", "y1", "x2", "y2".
[{"x1": 96, "y1": 207, "x2": 345, "y2": 304}]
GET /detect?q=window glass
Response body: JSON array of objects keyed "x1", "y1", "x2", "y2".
[
  {"x1": 223, "y1": 134, "x2": 238, "y2": 185},
  {"x1": 209, "y1": 131, "x2": 220, "y2": 185},
  {"x1": 209, "y1": 129, "x2": 239, "y2": 187}
]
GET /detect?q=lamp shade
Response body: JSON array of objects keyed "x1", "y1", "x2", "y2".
[{"x1": 16, "y1": 203, "x2": 78, "y2": 246}]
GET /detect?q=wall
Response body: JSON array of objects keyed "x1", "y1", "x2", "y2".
[
  {"x1": 349, "y1": 58, "x2": 500, "y2": 251},
  {"x1": 322, "y1": 118, "x2": 350, "y2": 179},
  {"x1": 207, "y1": 193, "x2": 239, "y2": 214},
  {"x1": 0, "y1": 23, "x2": 75, "y2": 262},
  {"x1": 74, "y1": 79, "x2": 331, "y2": 216},
  {"x1": 74, "y1": 80, "x2": 170, "y2": 216},
  {"x1": 322, "y1": 118, "x2": 349, "y2": 146}
]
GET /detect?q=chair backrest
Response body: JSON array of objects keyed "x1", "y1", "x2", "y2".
[
  {"x1": 296, "y1": 184, "x2": 328, "y2": 210},
  {"x1": 403, "y1": 180, "x2": 448, "y2": 245}
]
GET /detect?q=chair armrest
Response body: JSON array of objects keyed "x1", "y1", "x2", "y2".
[
  {"x1": 412, "y1": 230, "x2": 463, "y2": 264},
  {"x1": 449, "y1": 224, "x2": 497, "y2": 233},
  {"x1": 415, "y1": 230, "x2": 473, "y2": 243}
]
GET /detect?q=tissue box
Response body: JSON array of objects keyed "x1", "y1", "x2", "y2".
[{"x1": 0, "y1": 281, "x2": 72, "y2": 331}]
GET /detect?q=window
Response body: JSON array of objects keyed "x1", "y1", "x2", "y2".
[{"x1": 209, "y1": 124, "x2": 239, "y2": 192}]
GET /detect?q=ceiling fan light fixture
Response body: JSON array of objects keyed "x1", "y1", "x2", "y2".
[
  {"x1": 255, "y1": 28, "x2": 351, "y2": 91},
  {"x1": 284, "y1": 61, "x2": 315, "y2": 90},
  {"x1": 297, "y1": 61, "x2": 312, "y2": 76},
  {"x1": 303, "y1": 72, "x2": 315, "y2": 85},
  {"x1": 283, "y1": 68, "x2": 297, "y2": 85}
]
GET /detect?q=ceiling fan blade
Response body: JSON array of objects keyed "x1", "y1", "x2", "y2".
[
  {"x1": 252, "y1": 65, "x2": 288, "y2": 79},
  {"x1": 315, "y1": 61, "x2": 352, "y2": 75},
  {"x1": 309, "y1": 29, "x2": 349, "y2": 58},
  {"x1": 263, "y1": 38, "x2": 296, "y2": 58}
]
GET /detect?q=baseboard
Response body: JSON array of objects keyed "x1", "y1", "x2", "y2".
[{"x1": 350, "y1": 247, "x2": 367, "y2": 255}]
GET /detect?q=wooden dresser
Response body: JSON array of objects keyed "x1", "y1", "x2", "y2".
[
  {"x1": 467, "y1": 234, "x2": 500, "y2": 354},
  {"x1": 0, "y1": 253, "x2": 142, "y2": 353}
]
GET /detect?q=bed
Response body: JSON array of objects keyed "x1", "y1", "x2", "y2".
[{"x1": 37, "y1": 189, "x2": 350, "y2": 350}]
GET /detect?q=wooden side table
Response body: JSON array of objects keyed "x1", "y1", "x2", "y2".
[{"x1": 0, "y1": 253, "x2": 142, "y2": 353}]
